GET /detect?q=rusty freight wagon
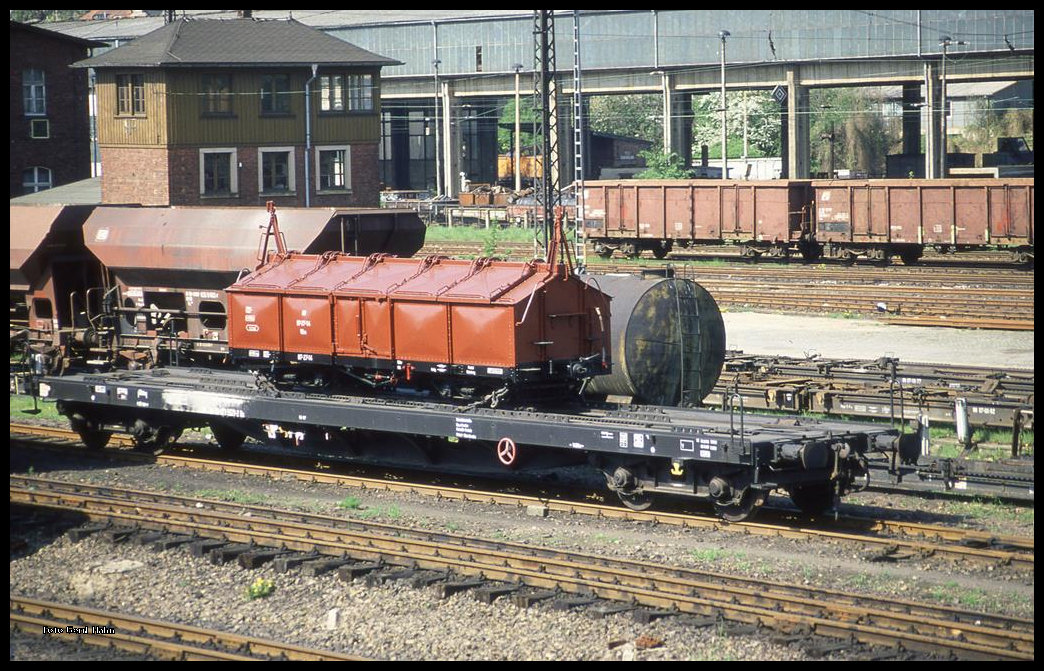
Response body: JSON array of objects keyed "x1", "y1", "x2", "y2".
[
  {"x1": 583, "y1": 179, "x2": 816, "y2": 259},
  {"x1": 226, "y1": 250, "x2": 611, "y2": 402},
  {"x1": 81, "y1": 206, "x2": 426, "y2": 368},
  {"x1": 813, "y1": 179, "x2": 1035, "y2": 264},
  {"x1": 10, "y1": 204, "x2": 103, "y2": 368}
]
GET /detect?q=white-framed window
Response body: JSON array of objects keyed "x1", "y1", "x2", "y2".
[
  {"x1": 318, "y1": 75, "x2": 345, "y2": 112},
  {"x1": 30, "y1": 118, "x2": 50, "y2": 139},
  {"x1": 258, "y1": 147, "x2": 295, "y2": 194},
  {"x1": 347, "y1": 74, "x2": 374, "y2": 112},
  {"x1": 199, "y1": 148, "x2": 238, "y2": 196},
  {"x1": 23, "y1": 68, "x2": 46, "y2": 116},
  {"x1": 316, "y1": 145, "x2": 351, "y2": 192},
  {"x1": 116, "y1": 73, "x2": 146, "y2": 116},
  {"x1": 22, "y1": 166, "x2": 53, "y2": 193}
]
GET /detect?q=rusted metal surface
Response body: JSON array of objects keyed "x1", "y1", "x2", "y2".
[
  {"x1": 227, "y1": 254, "x2": 610, "y2": 378},
  {"x1": 583, "y1": 275, "x2": 726, "y2": 406},
  {"x1": 10, "y1": 204, "x2": 102, "y2": 334},
  {"x1": 813, "y1": 179, "x2": 1035, "y2": 247},
  {"x1": 83, "y1": 206, "x2": 425, "y2": 273},
  {"x1": 709, "y1": 353, "x2": 1034, "y2": 430},
  {"x1": 10, "y1": 204, "x2": 96, "y2": 287},
  {"x1": 583, "y1": 179, "x2": 814, "y2": 244}
]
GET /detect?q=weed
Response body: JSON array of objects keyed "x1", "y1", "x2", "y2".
[
  {"x1": 194, "y1": 489, "x2": 269, "y2": 505},
  {"x1": 338, "y1": 496, "x2": 362, "y2": 510},
  {"x1": 246, "y1": 577, "x2": 275, "y2": 600}
]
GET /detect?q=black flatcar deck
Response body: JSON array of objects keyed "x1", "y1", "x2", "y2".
[{"x1": 37, "y1": 367, "x2": 900, "y2": 468}]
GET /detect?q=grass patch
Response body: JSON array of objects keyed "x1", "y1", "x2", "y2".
[
  {"x1": 928, "y1": 581, "x2": 987, "y2": 609},
  {"x1": 246, "y1": 577, "x2": 276, "y2": 601},
  {"x1": 424, "y1": 224, "x2": 537, "y2": 245},
  {"x1": 10, "y1": 394, "x2": 65, "y2": 422},
  {"x1": 337, "y1": 496, "x2": 362, "y2": 510},
  {"x1": 937, "y1": 496, "x2": 1034, "y2": 525},
  {"x1": 194, "y1": 489, "x2": 270, "y2": 505}
]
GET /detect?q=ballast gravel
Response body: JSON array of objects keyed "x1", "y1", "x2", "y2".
[
  {"x1": 13, "y1": 533, "x2": 809, "y2": 662},
  {"x1": 9, "y1": 436, "x2": 1034, "y2": 661}
]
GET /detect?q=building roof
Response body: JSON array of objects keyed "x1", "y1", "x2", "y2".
[
  {"x1": 72, "y1": 17, "x2": 401, "y2": 69},
  {"x1": 10, "y1": 19, "x2": 108, "y2": 49}
]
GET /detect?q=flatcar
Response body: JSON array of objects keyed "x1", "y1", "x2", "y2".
[{"x1": 583, "y1": 177, "x2": 1034, "y2": 264}]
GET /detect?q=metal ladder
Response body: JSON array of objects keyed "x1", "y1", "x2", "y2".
[
  {"x1": 571, "y1": 10, "x2": 587, "y2": 272},
  {"x1": 672, "y1": 279, "x2": 705, "y2": 407}
]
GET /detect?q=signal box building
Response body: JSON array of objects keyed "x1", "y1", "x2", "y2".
[{"x1": 73, "y1": 17, "x2": 399, "y2": 207}]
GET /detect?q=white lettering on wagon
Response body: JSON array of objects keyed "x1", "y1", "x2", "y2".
[
  {"x1": 160, "y1": 389, "x2": 246, "y2": 419},
  {"x1": 455, "y1": 418, "x2": 476, "y2": 440}
]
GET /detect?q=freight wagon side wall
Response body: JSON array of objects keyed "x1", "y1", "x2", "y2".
[
  {"x1": 814, "y1": 179, "x2": 1034, "y2": 248},
  {"x1": 584, "y1": 180, "x2": 811, "y2": 245},
  {"x1": 228, "y1": 290, "x2": 283, "y2": 357}
]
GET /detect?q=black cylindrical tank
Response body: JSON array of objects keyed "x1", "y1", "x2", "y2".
[{"x1": 584, "y1": 274, "x2": 725, "y2": 406}]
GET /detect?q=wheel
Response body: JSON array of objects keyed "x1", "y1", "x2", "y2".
[
  {"x1": 595, "y1": 243, "x2": 615, "y2": 259},
  {"x1": 210, "y1": 422, "x2": 246, "y2": 451},
  {"x1": 69, "y1": 412, "x2": 110, "y2": 450},
  {"x1": 713, "y1": 487, "x2": 768, "y2": 522},
  {"x1": 788, "y1": 482, "x2": 837, "y2": 516},
  {"x1": 618, "y1": 490, "x2": 654, "y2": 511},
  {"x1": 130, "y1": 419, "x2": 177, "y2": 451},
  {"x1": 77, "y1": 429, "x2": 112, "y2": 451},
  {"x1": 651, "y1": 240, "x2": 673, "y2": 260},
  {"x1": 898, "y1": 247, "x2": 923, "y2": 266}
]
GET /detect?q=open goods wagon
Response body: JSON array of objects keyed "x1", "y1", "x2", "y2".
[
  {"x1": 582, "y1": 179, "x2": 816, "y2": 260},
  {"x1": 813, "y1": 179, "x2": 1034, "y2": 264}
]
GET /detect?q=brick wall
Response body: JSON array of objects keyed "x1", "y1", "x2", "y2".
[
  {"x1": 10, "y1": 25, "x2": 93, "y2": 197},
  {"x1": 162, "y1": 142, "x2": 382, "y2": 208},
  {"x1": 100, "y1": 146, "x2": 170, "y2": 205}
]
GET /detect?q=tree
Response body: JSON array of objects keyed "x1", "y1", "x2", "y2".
[
  {"x1": 11, "y1": 10, "x2": 87, "y2": 23},
  {"x1": 636, "y1": 150, "x2": 694, "y2": 179},
  {"x1": 588, "y1": 94, "x2": 663, "y2": 148},
  {"x1": 809, "y1": 88, "x2": 901, "y2": 176}
]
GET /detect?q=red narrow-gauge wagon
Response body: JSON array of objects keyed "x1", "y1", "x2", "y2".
[
  {"x1": 813, "y1": 178, "x2": 1035, "y2": 264},
  {"x1": 583, "y1": 179, "x2": 816, "y2": 259},
  {"x1": 226, "y1": 248, "x2": 611, "y2": 401}
]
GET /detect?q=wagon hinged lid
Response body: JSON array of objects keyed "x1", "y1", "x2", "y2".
[
  {"x1": 10, "y1": 204, "x2": 96, "y2": 287},
  {"x1": 83, "y1": 206, "x2": 385, "y2": 273}
]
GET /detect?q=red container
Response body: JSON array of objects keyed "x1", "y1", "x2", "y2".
[{"x1": 227, "y1": 254, "x2": 611, "y2": 387}]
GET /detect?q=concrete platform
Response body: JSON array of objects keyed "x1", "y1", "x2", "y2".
[{"x1": 722, "y1": 312, "x2": 1034, "y2": 371}]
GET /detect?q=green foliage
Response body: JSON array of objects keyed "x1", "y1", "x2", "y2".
[
  {"x1": 246, "y1": 577, "x2": 276, "y2": 601},
  {"x1": 11, "y1": 10, "x2": 88, "y2": 23},
  {"x1": 589, "y1": 94, "x2": 662, "y2": 148},
  {"x1": 482, "y1": 227, "x2": 500, "y2": 257},
  {"x1": 497, "y1": 98, "x2": 540, "y2": 154},
  {"x1": 952, "y1": 103, "x2": 1034, "y2": 156},
  {"x1": 691, "y1": 92, "x2": 782, "y2": 158},
  {"x1": 338, "y1": 496, "x2": 362, "y2": 510},
  {"x1": 808, "y1": 88, "x2": 902, "y2": 176},
  {"x1": 636, "y1": 150, "x2": 694, "y2": 179}
]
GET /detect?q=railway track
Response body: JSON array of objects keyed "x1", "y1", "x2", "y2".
[
  {"x1": 711, "y1": 352, "x2": 1035, "y2": 433},
  {"x1": 10, "y1": 595, "x2": 367, "y2": 661},
  {"x1": 10, "y1": 425, "x2": 1033, "y2": 571},
  {"x1": 10, "y1": 475, "x2": 1034, "y2": 660},
  {"x1": 421, "y1": 241, "x2": 1034, "y2": 330}
]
